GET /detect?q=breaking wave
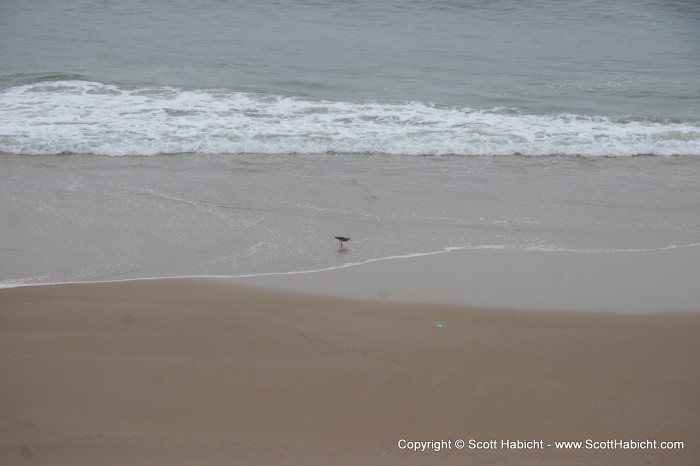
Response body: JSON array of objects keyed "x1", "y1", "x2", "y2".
[{"x1": 2, "y1": 80, "x2": 699, "y2": 157}]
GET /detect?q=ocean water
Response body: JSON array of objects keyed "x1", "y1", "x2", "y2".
[
  {"x1": 1, "y1": 0, "x2": 700, "y2": 290},
  {"x1": 2, "y1": 0, "x2": 700, "y2": 157}
]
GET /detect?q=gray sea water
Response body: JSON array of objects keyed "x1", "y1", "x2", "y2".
[
  {"x1": 2, "y1": 0, "x2": 700, "y2": 156},
  {"x1": 1, "y1": 0, "x2": 700, "y2": 298}
]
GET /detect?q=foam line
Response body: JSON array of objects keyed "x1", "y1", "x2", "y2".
[{"x1": 2, "y1": 242, "x2": 699, "y2": 290}]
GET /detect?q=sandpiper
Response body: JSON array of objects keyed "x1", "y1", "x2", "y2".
[{"x1": 335, "y1": 236, "x2": 351, "y2": 248}]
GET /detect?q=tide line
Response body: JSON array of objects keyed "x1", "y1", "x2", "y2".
[{"x1": 2, "y1": 242, "x2": 699, "y2": 290}]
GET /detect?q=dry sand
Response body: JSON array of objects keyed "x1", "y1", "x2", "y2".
[{"x1": 1, "y1": 278, "x2": 699, "y2": 465}]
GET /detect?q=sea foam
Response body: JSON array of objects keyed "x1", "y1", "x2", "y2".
[{"x1": 1, "y1": 80, "x2": 699, "y2": 157}]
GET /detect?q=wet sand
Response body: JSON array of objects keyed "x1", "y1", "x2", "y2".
[
  {"x1": 1, "y1": 277, "x2": 698, "y2": 465},
  {"x1": 237, "y1": 246, "x2": 700, "y2": 312}
]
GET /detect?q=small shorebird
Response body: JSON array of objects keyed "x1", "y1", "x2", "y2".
[{"x1": 335, "y1": 236, "x2": 351, "y2": 248}]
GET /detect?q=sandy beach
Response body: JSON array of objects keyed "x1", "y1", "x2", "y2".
[
  {"x1": 2, "y1": 276, "x2": 698, "y2": 465},
  {"x1": 2, "y1": 141, "x2": 698, "y2": 466}
]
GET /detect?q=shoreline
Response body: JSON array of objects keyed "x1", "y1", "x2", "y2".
[
  {"x1": 3, "y1": 245, "x2": 700, "y2": 312},
  {"x1": 236, "y1": 246, "x2": 700, "y2": 313},
  {"x1": 2, "y1": 277, "x2": 699, "y2": 465},
  {"x1": 4, "y1": 153, "x2": 700, "y2": 302}
]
